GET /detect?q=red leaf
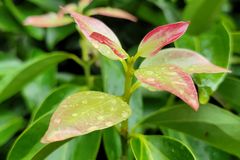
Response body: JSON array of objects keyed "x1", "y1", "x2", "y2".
[
  {"x1": 137, "y1": 22, "x2": 189, "y2": 57},
  {"x1": 135, "y1": 65, "x2": 199, "y2": 110},
  {"x1": 87, "y1": 7, "x2": 137, "y2": 22}
]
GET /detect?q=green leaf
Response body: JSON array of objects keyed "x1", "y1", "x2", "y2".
[
  {"x1": 183, "y1": 0, "x2": 224, "y2": 35},
  {"x1": 46, "y1": 131, "x2": 101, "y2": 160},
  {"x1": 0, "y1": 110, "x2": 25, "y2": 147},
  {"x1": 0, "y1": 53, "x2": 71, "y2": 103},
  {"x1": 214, "y1": 76, "x2": 240, "y2": 112},
  {"x1": 46, "y1": 24, "x2": 75, "y2": 50},
  {"x1": 27, "y1": 0, "x2": 64, "y2": 11},
  {"x1": 7, "y1": 111, "x2": 66, "y2": 160},
  {"x1": 130, "y1": 135, "x2": 195, "y2": 160},
  {"x1": 175, "y1": 23, "x2": 230, "y2": 104},
  {"x1": 4, "y1": 0, "x2": 44, "y2": 40},
  {"x1": 103, "y1": 127, "x2": 122, "y2": 160},
  {"x1": 0, "y1": 58, "x2": 22, "y2": 78},
  {"x1": 41, "y1": 91, "x2": 131, "y2": 143},
  {"x1": 135, "y1": 65, "x2": 198, "y2": 110},
  {"x1": 231, "y1": 32, "x2": 240, "y2": 53},
  {"x1": 32, "y1": 85, "x2": 82, "y2": 122},
  {"x1": 140, "y1": 103, "x2": 240, "y2": 157}
]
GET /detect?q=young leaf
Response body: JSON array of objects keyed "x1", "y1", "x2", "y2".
[
  {"x1": 41, "y1": 91, "x2": 131, "y2": 143},
  {"x1": 137, "y1": 22, "x2": 189, "y2": 57},
  {"x1": 0, "y1": 53, "x2": 71, "y2": 103},
  {"x1": 135, "y1": 65, "x2": 198, "y2": 110},
  {"x1": 87, "y1": 7, "x2": 137, "y2": 22},
  {"x1": 67, "y1": 11, "x2": 125, "y2": 60},
  {"x1": 140, "y1": 48, "x2": 230, "y2": 74},
  {"x1": 130, "y1": 135, "x2": 195, "y2": 160},
  {"x1": 90, "y1": 32, "x2": 128, "y2": 59},
  {"x1": 24, "y1": 13, "x2": 73, "y2": 28},
  {"x1": 140, "y1": 103, "x2": 240, "y2": 158}
]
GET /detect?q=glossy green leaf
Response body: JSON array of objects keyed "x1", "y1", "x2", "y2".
[
  {"x1": 175, "y1": 23, "x2": 230, "y2": 104},
  {"x1": 140, "y1": 48, "x2": 229, "y2": 74},
  {"x1": 0, "y1": 53, "x2": 71, "y2": 103},
  {"x1": 0, "y1": 58, "x2": 22, "y2": 77},
  {"x1": 32, "y1": 85, "x2": 82, "y2": 122},
  {"x1": 46, "y1": 24, "x2": 75, "y2": 50},
  {"x1": 0, "y1": 110, "x2": 25, "y2": 147},
  {"x1": 130, "y1": 135, "x2": 195, "y2": 160},
  {"x1": 183, "y1": 0, "x2": 224, "y2": 35},
  {"x1": 135, "y1": 65, "x2": 198, "y2": 110},
  {"x1": 46, "y1": 131, "x2": 101, "y2": 160},
  {"x1": 103, "y1": 127, "x2": 122, "y2": 160},
  {"x1": 140, "y1": 103, "x2": 240, "y2": 157},
  {"x1": 41, "y1": 91, "x2": 131, "y2": 143},
  {"x1": 4, "y1": 0, "x2": 44, "y2": 40},
  {"x1": 231, "y1": 32, "x2": 240, "y2": 53},
  {"x1": 163, "y1": 129, "x2": 233, "y2": 160},
  {"x1": 7, "y1": 111, "x2": 66, "y2": 160},
  {"x1": 214, "y1": 76, "x2": 240, "y2": 112}
]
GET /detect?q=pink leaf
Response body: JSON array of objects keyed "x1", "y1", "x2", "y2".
[
  {"x1": 135, "y1": 65, "x2": 199, "y2": 110},
  {"x1": 87, "y1": 7, "x2": 137, "y2": 22},
  {"x1": 90, "y1": 32, "x2": 128, "y2": 59},
  {"x1": 137, "y1": 22, "x2": 189, "y2": 57},
  {"x1": 67, "y1": 11, "x2": 124, "y2": 60},
  {"x1": 141, "y1": 48, "x2": 230, "y2": 74},
  {"x1": 24, "y1": 12, "x2": 73, "y2": 28}
]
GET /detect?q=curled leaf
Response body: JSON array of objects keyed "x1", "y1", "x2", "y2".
[
  {"x1": 41, "y1": 91, "x2": 131, "y2": 143},
  {"x1": 135, "y1": 65, "x2": 198, "y2": 110},
  {"x1": 87, "y1": 7, "x2": 137, "y2": 22},
  {"x1": 90, "y1": 32, "x2": 128, "y2": 59},
  {"x1": 67, "y1": 11, "x2": 124, "y2": 60},
  {"x1": 24, "y1": 12, "x2": 73, "y2": 28},
  {"x1": 137, "y1": 22, "x2": 189, "y2": 57},
  {"x1": 141, "y1": 48, "x2": 230, "y2": 74}
]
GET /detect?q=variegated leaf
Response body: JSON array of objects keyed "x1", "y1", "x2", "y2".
[
  {"x1": 41, "y1": 91, "x2": 131, "y2": 143},
  {"x1": 141, "y1": 48, "x2": 230, "y2": 74},
  {"x1": 67, "y1": 11, "x2": 125, "y2": 60},
  {"x1": 137, "y1": 22, "x2": 189, "y2": 57},
  {"x1": 87, "y1": 7, "x2": 137, "y2": 22},
  {"x1": 135, "y1": 65, "x2": 198, "y2": 110},
  {"x1": 90, "y1": 32, "x2": 128, "y2": 59},
  {"x1": 24, "y1": 13, "x2": 73, "y2": 28}
]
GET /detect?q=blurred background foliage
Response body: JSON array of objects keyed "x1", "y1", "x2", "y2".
[{"x1": 1, "y1": 0, "x2": 240, "y2": 159}]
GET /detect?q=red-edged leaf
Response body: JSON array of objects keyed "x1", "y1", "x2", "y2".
[
  {"x1": 135, "y1": 65, "x2": 199, "y2": 110},
  {"x1": 67, "y1": 11, "x2": 124, "y2": 60},
  {"x1": 137, "y1": 22, "x2": 189, "y2": 57},
  {"x1": 90, "y1": 32, "x2": 128, "y2": 59},
  {"x1": 24, "y1": 13, "x2": 73, "y2": 28},
  {"x1": 87, "y1": 7, "x2": 137, "y2": 22},
  {"x1": 41, "y1": 91, "x2": 131, "y2": 143},
  {"x1": 141, "y1": 48, "x2": 230, "y2": 74}
]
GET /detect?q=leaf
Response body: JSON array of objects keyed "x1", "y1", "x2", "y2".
[
  {"x1": 214, "y1": 76, "x2": 240, "y2": 112},
  {"x1": 137, "y1": 22, "x2": 189, "y2": 57},
  {"x1": 130, "y1": 135, "x2": 195, "y2": 160},
  {"x1": 27, "y1": 0, "x2": 64, "y2": 11},
  {"x1": 135, "y1": 65, "x2": 199, "y2": 110},
  {"x1": 41, "y1": 91, "x2": 131, "y2": 143},
  {"x1": 175, "y1": 22, "x2": 230, "y2": 104},
  {"x1": 231, "y1": 32, "x2": 240, "y2": 53},
  {"x1": 7, "y1": 111, "x2": 66, "y2": 160},
  {"x1": 183, "y1": 0, "x2": 224, "y2": 35},
  {"x1": 103, "y1": 127, "x2": 122, "y2": 160},
  {"x1": 0, "y1": 53, "x2": 71, "y2": 103},
  {"x1": 46, "y1": 24, "x2": 75, "y2": 50},
  {"x1": 0, "y1": 110, "x2": 25, "y2": 147},
  {"x1": 140, "y1": 103, "x2": 240, "y2": 157},
  {"x1": 32, "y1": 85, "x2": 82, "y2": 122},
  {"x1": 140, "y1": 48, "x2": 229, "y2": 74},
  {"x1": 90, "y1": 32, "x2": 128, "y2": 59},
  {"x1": 45, "y1": 131, "x2": 101, "y2": 160},
  {"x1": 67, "y1": 11, "x2": 124, "y2": 60},
  {"x1": 0, "y1": 58, "x2": 22, "y2": 77},
  {"x1": 87, "y1": 7, "x2": 137, "y2": 22},
  {"x1": 24, "y1": 13, "x2": 73, "y2": 28}
]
